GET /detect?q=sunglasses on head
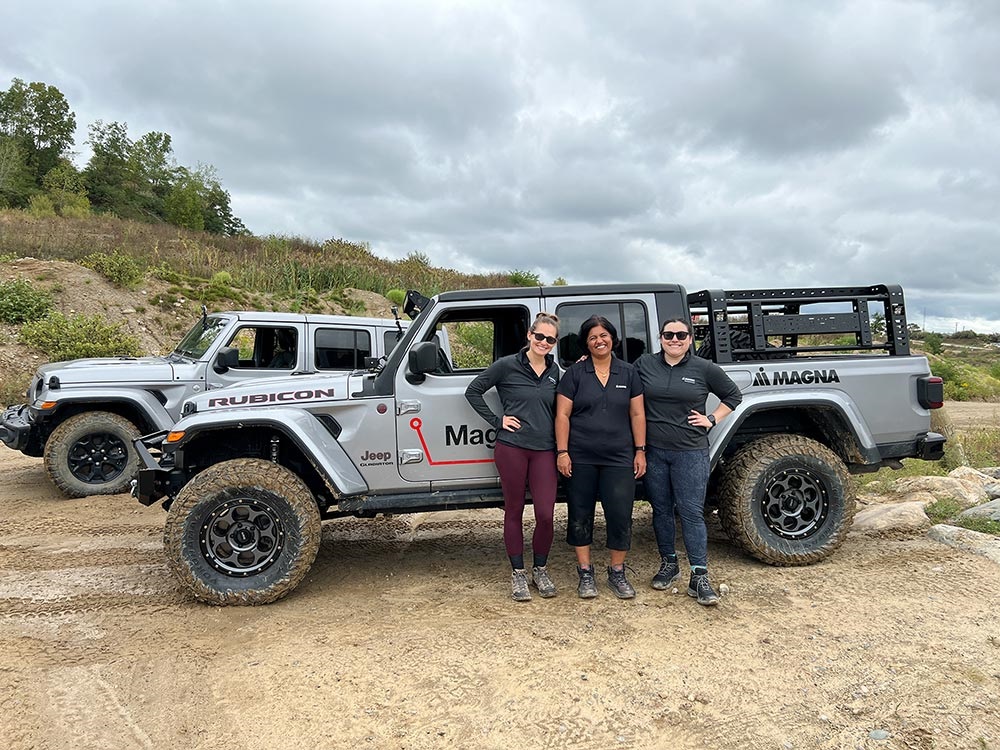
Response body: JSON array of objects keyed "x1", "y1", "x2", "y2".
[
  {"x1": 531, "y1": 331, "x2": 558, "y2": 345},
  {"x1": 660, "y1": 330, "x2": 690, "y2": 341}
]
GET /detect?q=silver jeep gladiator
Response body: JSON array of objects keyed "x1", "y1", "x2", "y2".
[
  {"x1": 1, "y1": 309, "x2": 408, "y2": 497},
  {"x1": 133, "y1": 284, "x2": 945, "y2": 605}
]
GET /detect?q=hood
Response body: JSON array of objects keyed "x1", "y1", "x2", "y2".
[
  {"x1": 37, "y1": 356, "x2": 175, "y2": 385},
  {"x1": 186, "y1": 372, "x2": 352, "y2": 413}
]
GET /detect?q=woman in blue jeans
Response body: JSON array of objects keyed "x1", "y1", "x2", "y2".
[{"x1": 635, "y1": 318, "x2": 742, "y2": 605}]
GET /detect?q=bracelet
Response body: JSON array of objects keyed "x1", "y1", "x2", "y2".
[
  {"x1": 556, "y1": 450, "x2": 569, "y2": 456},
  {"x1": 634, "y1": 445, "x2": 646, "y2": 452}
]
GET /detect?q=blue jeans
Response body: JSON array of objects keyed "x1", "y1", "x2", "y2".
[{"x1": 643, "y1": 446, "x2": 711, "y2": 568}]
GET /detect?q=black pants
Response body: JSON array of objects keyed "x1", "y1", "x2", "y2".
[{"x1": 565, "y1": 464, "x2": 635, "y2": 551}]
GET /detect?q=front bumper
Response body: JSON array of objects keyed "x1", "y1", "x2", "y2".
[
  {"x1": 132, "y1": 431, "x2": 179, "y2": 507},
  {"x1": 1, "y1": 404, "x2": 41, "y2": 454}
]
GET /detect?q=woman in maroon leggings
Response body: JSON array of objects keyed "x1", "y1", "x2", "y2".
[{"x1": 465, "y1": 313, "x2": 561, "y2": 601}]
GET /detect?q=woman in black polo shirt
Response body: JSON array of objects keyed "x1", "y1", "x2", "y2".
[
  {"x1": 465, "y1": 312, "x2": 562, "y2": 602},
  {"x1": 555, "y1": 316, "x2": 646, "y2": 600},
  {"x1": 635, "y1": 318, "x2": 742, "y2": 606}
]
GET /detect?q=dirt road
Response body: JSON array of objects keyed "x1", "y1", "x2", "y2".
[{"x1": 2, "y1": 427, "x2": 999, "y2": 749}]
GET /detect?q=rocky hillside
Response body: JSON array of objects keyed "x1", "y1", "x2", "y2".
[{"x1": 0, "y1": 257, "x2": 396, "y2": 403}]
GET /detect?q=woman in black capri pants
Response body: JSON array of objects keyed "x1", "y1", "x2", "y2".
[{"x1": 554, "y1": 316, "x2": 646, "y2": 599}]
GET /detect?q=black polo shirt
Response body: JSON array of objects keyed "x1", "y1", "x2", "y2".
[
  {"x1": 464, "y1": 348, "x2": 561, "y2": 451},
  {"x1": 635, "y1": 350, "x2": 743, "y2": 451},
  {"x1": 556, "y1": 357, "x2": 643, "y2": 467}
]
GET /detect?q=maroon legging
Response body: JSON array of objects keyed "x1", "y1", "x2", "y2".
[{"x1": 493, "y1": 441, "x2": 558, "y2": 559}]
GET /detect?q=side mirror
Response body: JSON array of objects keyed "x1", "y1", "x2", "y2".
[
  {"x1": 406, "y1": 341, "x2": 439, "y2": 383},
  {"x1": 213, "y1": 346, "x2": 239, "y2": 373}
]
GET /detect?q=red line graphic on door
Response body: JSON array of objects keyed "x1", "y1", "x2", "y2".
[{"x1": 409, "y1": 418, "x2": 496, "y2": 466}]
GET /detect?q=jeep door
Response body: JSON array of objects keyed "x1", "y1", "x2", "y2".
[
  {"x1": 394, "y1": 302, "x2": 534, "y2": 488},
  {"x1": 208, "y1": 324, "x2": 306, "y2": 389}
]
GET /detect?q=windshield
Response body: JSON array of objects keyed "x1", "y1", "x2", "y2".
[
  {"x1": 372, "y1": 296, "x2": 436, "y2": 392},
  {"x1": 173, "y1": 315, "x2": 231, "y2": 359}
]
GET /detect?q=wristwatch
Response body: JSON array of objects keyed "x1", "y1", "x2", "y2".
[
  {"x1": 634, "y1": 445, "x2": 646, "y2": 452},
  {"x1": 707, "y1": 414, "x2": 717, "y2": 428}
]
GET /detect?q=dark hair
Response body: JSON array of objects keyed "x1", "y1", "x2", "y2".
[
  {"x1": 660, "y1": 318, "x2": 692, "y2": 335},
  {"x1": 579, "y1": 315, "x2": 619, "y2": 348},
  {"x1": 531, "y1": 311, "x2": 560, "y2": 333},
  {"x1": 276, "y1": 328, "x2": 295, "y2": 350}
]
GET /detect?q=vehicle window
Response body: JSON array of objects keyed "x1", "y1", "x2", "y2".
[
  {"x1": 316, "y1": 328, "x2": 372, "y2": 370},
  {"x1": 228, "y1": 327, "x2": 258, "y2": 364},
  {"x1": 554, "y1": 301, "x2": 651, "y2": 367},
  {"x1": 174, "y1": 316, "x2": 229, "y2": 358},
  {"x1": 383, "y1": 329, "x2": 405, "y2": 354},
  {"x1": 226, "y1": 327, "x2": 298, "y2": 369},
  {"x1": 428, "y1": 306, "x2": 530, "y2": 373}
]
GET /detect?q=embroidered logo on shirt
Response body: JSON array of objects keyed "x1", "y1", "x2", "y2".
[
  {"x1": 615, "y1": 384, "x2": 627, "y2": 389},
  {"x1": 548, "y1": 376, "x2": 557, "y2": 384},
  {"x1": 681, "y1": 377, "x2": 697, "y2": 384}
]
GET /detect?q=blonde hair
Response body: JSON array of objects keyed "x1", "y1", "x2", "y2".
[{"x1": 531, "y1": 311, "x2": 560, "y2": 333}]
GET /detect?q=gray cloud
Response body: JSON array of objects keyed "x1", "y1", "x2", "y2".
[{"x1": 2, "y1": 0, "x2": 998, "y2": 330}]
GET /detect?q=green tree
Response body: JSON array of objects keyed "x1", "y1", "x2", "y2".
[
  {"x1": 871, "y1": 312, "x2": 886, "y2": 338},
  {"x1": 924, "y1": 332, "x2": 943, "y2": 355},
  {"x1": 84, "y1": 120, "x2": 137, "y2": 217},
  {"x1": 0, "y1": 79, "x2": 76, "y2": 191},
  {"x1": 0, "y1": 135, "x2": 33, "y2": 207},
  {"x1": 164, "y1": 176, "x2": 205, "y2": 231},
  {"x1": 42, "y1": 158, "x2": 90, "y2": 217}
]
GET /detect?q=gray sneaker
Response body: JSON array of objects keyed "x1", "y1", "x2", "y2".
[
  {"x1": 531, "y1": 566, "x2": 557, "y2": 598},
  {"x1": 607, "y1": 566, "x2": 636, "y2": 599},
  {"x1": 511, "y1": 569, "x2": 531, "y2": 602},
  {"x1": 651, "y1": 558, "x2": 681, "y2": 590},
  {"x1": 577, "y1": 565, "x2": 598, "y2": 599},
  {"x1": 687, "y1": 572, "x2": 720, "y2": 606}
]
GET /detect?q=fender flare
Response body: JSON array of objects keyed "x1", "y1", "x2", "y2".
[
  {"x1": 709, "y1": 390, "x2": 879, "y2": 468},
  {"x1": 36, "y1": 390, "x2": 174, "y2": 432},
  {"x1": 168, "y1": 406, "x2": 368, "y2": 496}
]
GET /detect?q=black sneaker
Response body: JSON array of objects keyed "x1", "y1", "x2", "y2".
[
  {"x1": 531, "y1": 566, "x2": 557, "y2": 598},
  {"x1": 607, "y1": 566, "x2": 636, "y2": 599},
  {"x1": 511, "y1": 569, "x2": 531, "y2": 602},
  {"x1": 687, "y1": 572, "x2": 720, "y2": 606},
  {"x1": 651, "y1": 558, "x2": 681, "y2": 590},
  {"x1": 577, "y1": 565, "x2": 598, "y2": 599}
]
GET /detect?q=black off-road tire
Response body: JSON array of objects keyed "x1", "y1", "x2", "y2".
[
  {"x1": 44, "y1": 411, "x2": 141, "y2": 497},
  {"x1": 163, "y1": 458, "x2": 322, "y2": 606},
  {"x1": 718, "y1": 435, "x2": 856, "y2": 566}
]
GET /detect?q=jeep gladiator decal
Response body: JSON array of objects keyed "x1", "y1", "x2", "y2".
[
  {"x1": 207, "y1": 387, "x2": 336, "y2": 408},
  {"x1": 359, "y1": 450, "x2": 394, "y2": 467},
  {"x1": 409, "y1": 418, "x2": 495, "y2": 466},
  {"x1": 751, "y1": 368, "x2": 841, "y2": 387}
]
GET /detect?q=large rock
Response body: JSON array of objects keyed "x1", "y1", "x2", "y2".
[
  {"x1": 928, "y1": 524, "x2": 1000, "y2": 565},
  {"x1": 948, "y1": 466, "x2": 994, "y2": 486},
  {"x1": 888, "y1": 476, "x2": 986, "y2": 508},
  {"x1": 978, "y1": 467, "x2": 1000, "y2": 480},
  {"x1": 958, "y1": 499, "x2": 1000, "y2": 522},
  {"x1": 985, "y1": 483, "x2": 1000, "y2": 500},
  {"x1": 852, "y1": 502, "x2": 930, "y2": 535}
]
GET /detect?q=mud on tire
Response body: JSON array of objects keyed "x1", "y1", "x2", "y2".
[
  {"x1": 717, "y1": 434, "x2": 856, "y2": 566},
  {"x1": 44, "y1": 411, "x2": 141, "y2": 497},
  {"x1": 163, "y1": 458, "x2": 322, "y2": 605}
]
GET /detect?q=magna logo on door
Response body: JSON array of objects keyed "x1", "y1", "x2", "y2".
[{"x1": 445, "y1": 424, "x2": 497, "y2": 450}]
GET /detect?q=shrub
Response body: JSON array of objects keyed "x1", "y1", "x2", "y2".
[
  {"x1": 20, "y1": 312, "x2": 142, "y2": 361},
  {"x1": 27, "y1": 194, "x2": 57, "y2": 217},
  {"x1": 79, "y1": 251, "x2": 145, "y2": 288},
  {"x1": 211, "y1": 271, "x2": 233, "y2": 287},
  {"x1": 386, "y1": 289, "x2": 406, "y2": 305},
  {"x1": 508, "y1": 269, "x2": 542, "y2": 287},
  {"x1": 0, "y1": 278, "x2": 53, "y2": 323},
  {"x1": 924, "y1": 332, "x2": 943, "y2": 354}
]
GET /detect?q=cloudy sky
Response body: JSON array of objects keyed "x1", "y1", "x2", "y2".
[{"x1": 3, "y1": 0, "x2": 999, "y2": 332}]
